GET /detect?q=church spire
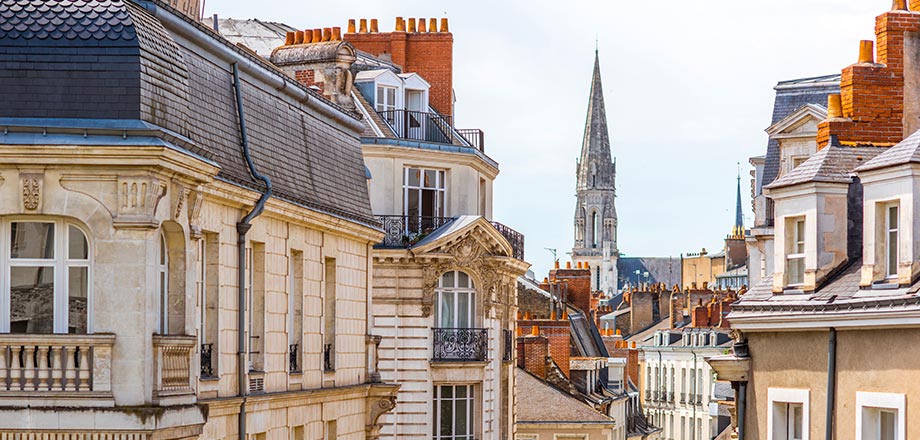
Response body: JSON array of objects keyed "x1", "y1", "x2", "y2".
[
  {"x1": 731, "y1": 168, "x2": 744, "y2": 238},
  {"x1": 577, "y1": 50, "x2": 615, "y2": 191}
]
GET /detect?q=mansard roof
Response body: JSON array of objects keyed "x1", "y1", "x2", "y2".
[
  {"x1": 577, "y1": 51, "x2": 615, "y2": 191},
  {"x1": 0, "y1": 0, "x2": 375, "y2": 225}
]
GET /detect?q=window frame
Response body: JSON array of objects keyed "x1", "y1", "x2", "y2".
[
  {"x1": 786, "y1": 217, "x2": 806, "y2": 287},
  {"x1": 157, "y1": 231, "x2": 169, "y2": 334},
  {"x1": 435, "y1": 270, "x2": 476, "y2": 329},
  {"x1": 403, "y1": 167, "x2": 447, "y2": 227},
  {"x1": 433, "y1": 383, "x2": 477, "y2": 440},
  {"x1": 0, "y1": 218, "x2": 92, "y2": 334},
  {"x1": 767, "y1": 388, "x2": 809, "y2": 440},
  {"x1": 856, "y1": 391, "x2": 905, "y2": 440},
  {"x1": 883, "y1": 203, "x2": 899, "y2": 280}
]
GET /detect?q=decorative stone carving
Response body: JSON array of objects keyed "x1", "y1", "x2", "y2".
[
  {"x1": 446, "y1": 235, "x2": 485, "y2": 268},
  {"x1": 365, "y1": 389, "x2": 398, "y2": 440},
  {"x1": 20, "y1": 173, "x2": 42, "y2": 211},
  {"x1": 173, "y1": 185, "x2": 187, "y2": 221},
  {"x1": 114, "y1": 176, "x2": 167, "y2": 229},
  {"x1": 187, "y1": 189, "x2": 205, "y2": 240}
]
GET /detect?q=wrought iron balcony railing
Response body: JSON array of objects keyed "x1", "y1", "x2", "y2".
[
  {"x1": 432, "y1": 328, "x2": 488, "y2": 362},
  {"x1": 375, "y1": 215, "x2": 525, "y2": 261},
  {"x1": 377, "y1": 109, "x2": 484, "y2": 152},
  {"x1": 502, "y1": 329, "x2": 513, "y2": 362},
  {"x1": 200, "y1": 343, "x2": 214, "y2": 378}
]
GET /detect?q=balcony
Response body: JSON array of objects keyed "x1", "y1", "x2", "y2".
[
  {"x1": 152, "y1": 335, "x2": 195, "y2": 402},
  {"x1": 378, "y1": 109, "x2": 485, "y2": 152},
  {"x1": 432, "y1": 328, "x2": 488, "y2": 362},
  {"x1": 375, "y1": 215, "x2": 525, "y2": 260},
  {"x1": 0, "y1": 333, "x2": 115, "y2": 405}
]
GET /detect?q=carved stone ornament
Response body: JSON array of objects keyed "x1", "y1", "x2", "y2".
[
  {"x1": 365, "y1": 394, "x2": 397, "y2": 440},
  {"x1": 173, "y1": 185, "x2": 187, "y2": 220},
  {"x1": 114, "y1": 176, "x2": 167, "y2": 229},
  {"x1": 447, "y1": 235, "x2": 484, "y2": 268},
  {"x1": 20, "y1": 174, "x2": 42, "y2": 211},
  {"x1": 187, "y1": 189, "x2": 205, "y2": 239}
]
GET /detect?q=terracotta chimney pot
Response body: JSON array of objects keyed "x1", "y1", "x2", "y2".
[
  {"x1": 440, "y1": 18, "x2": 449, "y2": 33},
  {"x1": 395, "y1": 17, "x2": 405, "y2": 32},
  {"x1": 332, "y1": 27, "x2": 341, "y2": 41},
  {"x1": 550, "y1": 311, "x2": 557, "y2": 320},
  {"x1": 347, "y1": 19, "x2": 356, "y2": 34},
  {"x1": 370, "y1": 18, "x2": 379, "y2": 33},
  {"x1": 311, "y1": 29, "x2": 322, "y2": 43},
  {"x1": 566, "y1": 262, "x2": 572, "y2": 269},
  {"x1": 429, "y1": 18, "x2": 438, "y2": 32},
  {"x1": 359, "y1": 18, "x2": 368, "y2": 33},
  {"x1": 894, "y1": 0, "x2": 908, "y2": 10},
  {"x1": 531, "y1": 325, "x2": 540, "y2": 336},
  {"x1": 418, "y1": 18, "x2": 427, "y2": 32},
  {"x1": 858, "y1": 40, "x2": 874, "y2": 64},
  {"x1": 516, "y1": 327, "x2": 523, "y2": 336},
  {"x1": 293, "y1": 30, "x2": 304, "y2": 45},
  {"x1": 322, "y1": 28, "x2": 332, "y2": 42},
  {"x1": 408, "y1": 18, "x2": 417, "y2": 33},
  {"x1": 284, "y1": 32, "x2": 295, "y2": 46},
  {"x1": 827, "y1": 94, "x2": 843, "y2": 119}
]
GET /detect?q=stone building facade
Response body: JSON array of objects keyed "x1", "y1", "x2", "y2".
[{"x1": 0, "y1": 1, "x2": 396, "y2": 439}]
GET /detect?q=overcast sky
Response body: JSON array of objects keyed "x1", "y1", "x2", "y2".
[{"x1": 208, "y1": 0, "x2": 886, "y2": 277}]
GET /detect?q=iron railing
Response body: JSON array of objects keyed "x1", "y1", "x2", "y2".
[
  {"x1": 502, "y1": 329, "x2": 513, "y2": 362},
  {"x1": 457, "y1": 128, "x2": 485, "y2": 152},
  {"x1": 289, "y1": 343, "x2": 299, "y2": 373},
  {"x1": 490, "y1": 221, "x2": 525, "y2": 260},
  {"x1": 378, "y1": 109, "x2": 455, "y2": 144},
  {"x1": 432, "y1": 328, "x2": 488, "y2": 362},
  {"x1": 200, "y1": 343, "x2": 214, "y2": 378},
  {"x1": 376, "y1": 215, "x2": 453, "y2": 247},
  {"x1": 323, "y1": 344, "x2": 334, "y2": 372}
]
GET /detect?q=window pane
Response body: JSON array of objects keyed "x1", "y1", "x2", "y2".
[
  {"x1": 888, "y1": 230, "x2": 898, "y2": 276},
  {"x1": 439, "y1": 394, "x2": 453, "y2": 436},
  {"x1": 10, "y1": 266, "x2": 54, "y2": 333},
  {"x1": 795, "y1": 220, "x2": 805, "y2": 253},
  {"x1": 407, "y1": 168, "x2": 420, "y2": 187},
  {"x1": 441, "y1": 271, "x2": 455, "y2": 288},
  {"x1": 457, "y1": 271, "x2": 469, "y2": 288},
  {"x1": 889, "y1": 206, "x2": 898, "y2": 230},
  {"x1": 386, "y1": 87, "x2": 395, "y2": 106},
  {"x1": 160, "y1": 235, "x2": 167, "y2": 265},
  {"x1": 68, "y1": 267, "x2": 89, "y2": 334},
  {"x1": 457, "y1": 291, "x2": 470, "y2": 328},
  {"x1": 439, "y1": 292, "x2": 454, "y2": 328},
  {"x1": 11, "y1": 222, "x2": 54, "y2": 259},
  {"x1": 792, "y1": 404, "x2": 803, "y2": 439},
  {"x1": 437, "y1": 191, "x2": 445, "y2": 217},
  {"x1": 881, "y1": 410, "x2": 896, "y2": 440},
  {"x1": 376, "y1": 86, "x2": 384, "y2": 108},
  {"x1": 455, "y1": 394, "x2": 468, "y2": 435},
  {"x1": 68, "y1": 226, "x2": 88, "y2": 260},
  {"x1": 438, "y1": 171, "x2": 445, "y2": 189},
  {"x1": 424, "y1": 170, "x2": 437, "y2": 188}
]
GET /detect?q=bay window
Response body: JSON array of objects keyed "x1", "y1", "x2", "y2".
[
  {"x1": 1, "y1": 219, "x2": 90, "y2": 334},
  {"x1": 404, "y1": 167, "x2": 446, "y2": 234}
]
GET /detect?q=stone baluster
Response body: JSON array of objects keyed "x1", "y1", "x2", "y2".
[
  {"x1": 50, "y1": 345, "x2": 63, "y2": 390},
  {"x1": 36, "y1": 346, "x2": 49, "y2": 391},
  {"x1": 8, "y1": 346, "x2": 21, "y2": 391},
  {"x1": 23, "y1": 346, "x2": 36, "y2": 391},
  {"x1": 63, "y1": 346, "x2": 76, "y2": 391},
  {"x1": 0, "y1": 346, "x2": 7, "y2": 391},
  {"x1": 77, "y1": 345, "x2": 90, "y2": 391}
]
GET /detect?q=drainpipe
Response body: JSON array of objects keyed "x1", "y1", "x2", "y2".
[
  {"x1": 825, "y1": 328, "x2": 837, "y2": 440},
  {"x1": 737, "y1": 382, "x2": 747, "y2": 440},
  {"x1": 232, "y1": 62, "x2": 273, "y2": 440}
]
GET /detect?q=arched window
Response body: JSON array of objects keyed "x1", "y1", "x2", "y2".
[
  {"x1": 157, "y1": 232, "x2": 168, "y2": 334},
  {"x1": 592, "y1": 211, "x2": 599, "y2": 248},
  {"x1": 3, "y1": 219, "x2": 90, "y2": 334},
  {"x1": 435, "y1": 270, "x2": 475, "y2": 328}
]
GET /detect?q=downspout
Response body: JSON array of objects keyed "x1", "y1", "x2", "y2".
[
  {"x1": 232, "y1": 62, "x2": 273, "y2": 440},
  {"x1": 825, "y1": 328, "x2": 837, "y2": 440},
  {"x1": 692, "y1": 349, "x2": 697, "y2": 438},
  {"x1": 737, "y1": 382, "x2": 747, "y2": 440}
]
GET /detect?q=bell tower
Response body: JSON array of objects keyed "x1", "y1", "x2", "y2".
[{"x1": 573, "y1": 50, "x2": 619, "y2": 295}]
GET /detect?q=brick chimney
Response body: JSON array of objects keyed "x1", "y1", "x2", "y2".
[
  {"x1": 548, "y1": 263, "x2": 592, "y2": 315},
  {"x1": 608, "y1": 340, "x2": 640, "y2": 385},
  {"x1": 691, "y1": 300, "x2": 709, "y2": 327},
  {"x1": 344, "y1": 17, "x2": 454, "y2": 116},
  {"x1": 516, "y1": 325, "x2": 549, "y2": 379},
  {"x1": 817, "y1": 5, "x2": 920, "y2": 148},
  {"x1": 519, "y1": 319, "x2": 571, "y2": 378},
  {"x1": 270, "y1": 29, "x2": 357, "y2": 111}
]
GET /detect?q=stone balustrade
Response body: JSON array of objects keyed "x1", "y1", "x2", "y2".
[
  {"x1": 152, "y1": 335, "x2": 196, "y2": 401},
  {"x1": 0, "y1": 334, "x2": 115, "y2": 403}
]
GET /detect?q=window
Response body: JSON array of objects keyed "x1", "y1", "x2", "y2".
[
  {"x1": 200, "y1": 233, "x2": 220, "y2": 377},
  {"x1": 786, "y1": 217, "x2": 806, "y2": 286},
  {"x1": 158, "y1": 232, "x2": 168, "y2": 333},
  {"x1": 434, "y1": 384, "x2": 476, "y2": 440},
  {"x1": 591, "y1": 211, "x2": 599, "y2": 248},
  {"x1": 324, "y1": 420, "x2": 337, "y2": 440},
  {"x1": 768, "y1": 388, "x2": 809, "y2": 440},
  {"x1": 291, "y1": 426, "x2": 304, "y2": 440},
  {"x1": 884, "y1": 204, "x2": 899, "y2": 279},
  {"x1": 376, "y1": 85, "x2": 397, "y2": 120},
  {"x1": 435, "y1": 271, "x2": 475, "y2": 328},
  {"x1": 323, "y1": 257, "x2": 336, "y2": 371},
  {"x1": 3, "y1": 220, "x2": 90, "y2": 334},
  {"x1": 249, "y1": 243, "x2": 265, "y2": 371},
  {"x1": 857, "y1": 392, "x2": 904, "y2": 440},
  {"x1": 288, "y1": 250, "x2": 304, "y2": 372},
  {"x1": 403, "y1": 167, "x2": 446, "y2": 233}
]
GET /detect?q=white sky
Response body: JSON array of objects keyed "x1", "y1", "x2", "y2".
[{"x1": 207, "y1": 0, "x2": 887, "y2": 277}]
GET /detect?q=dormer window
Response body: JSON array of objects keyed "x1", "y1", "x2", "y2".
[
  {"x1": 884, "y1": 203, "x2": 899, "y2": 279},
  {"x1": 376, "y1": 85, "x2": 397, "y2": 122},
  {"x1": 786, "y1": 217, "x2": 806, "y2": 286}
]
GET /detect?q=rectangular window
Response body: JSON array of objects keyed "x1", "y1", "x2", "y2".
[
  {"x1": 323, "y1": 257, "x2": 336, "y2": 372},
  {"x1": 433, "y1": 384, "x2": 476, "y2": 440},
  {"x1": 288, "y1": 250, "x2": 304, "y2": 372},
  {"x1": 403, "y1": 167, "x2": 446, "y2": 233},
  {"x1": 857, "y1": 391, "x2": 904, "y2": 440},
  {"x1": 248, "y1": 243, "x2": 265, "y2": 372},
  {"x1": 786, "y1": 217, "x2": 806, "y2": 286},
  {"x1": 885, "y1": 204, "x2": 899, "y2": 279},
  {"x1": 200, "y1": 233, "x2": 220, "y2": 377},
  {"x1": 291, "y1": 426, "x2": 304, "y2": 440},
  {"x1": 376, "y1": 85, "x2": 397, "y2": 126},
  {"x1": 768, "y1": 388, "x2": 809, "y2": 440},
  {"x1": 324, "y1": 420, "x2": 337, "y2": 440}
]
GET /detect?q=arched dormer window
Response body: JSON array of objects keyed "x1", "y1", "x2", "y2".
[{"x1": 3, "y1": 219, "x2": 90, "y2": 334}]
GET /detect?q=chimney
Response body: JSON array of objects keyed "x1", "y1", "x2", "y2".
[
  {"x1": 517, "y1": 326, "x2": 549, "y2": 379},
  {"x1": 359, "y1": 19, "x2": 368, "y2": 33},
  {"x1": 344, "y1": 16, "x2": 455, "y2": 116},
  {"x1": 519, "y1": 319, "x2": 571, "y2": 377},
  {"x1": 270, "y1": 28, "x2": 358, "y2": 111},
  {"x1": 370, "y1": 19, "x2": 379, "y2": 33},
  {"x1": 347, "y1": 19, "x2": 356, "y2": 34},
  {"x1": 691, "y1": 300, "x2": 709, "y2": 327}
]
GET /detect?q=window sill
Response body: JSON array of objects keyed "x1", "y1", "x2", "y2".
[
  {"x1": 288, "y1": 370, "x2": 303, "y2": 376},
  {"x1": 199, "y1": 376, "x2": 220, "y2": 382}
]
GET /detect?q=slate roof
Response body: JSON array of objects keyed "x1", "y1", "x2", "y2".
[
  {"x1": 761, "y1": 75, "x2": 840, "y2": 188},
  {"x1": 765, "y1": 146, "x2": 883, "y2": 190},
  {"x1": 209, "y1": 17, "x2": 295, "y2": 57},
  {"x1": 0, "y1": 0, "x2": 375, "y2": 225},
  {"x1": 617, "y1": 257, "x2": 681, "y2": 287},
  {"x1": 515, "y1": 368, "x2": 616, "y2": 424},
  {"x1": 855, "y1": 129, "x2": 920, "y2": 172}
]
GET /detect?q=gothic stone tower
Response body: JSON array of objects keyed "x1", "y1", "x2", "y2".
[{"x1": 573, "y1": 51, "x2": 619, "y2": 295}]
